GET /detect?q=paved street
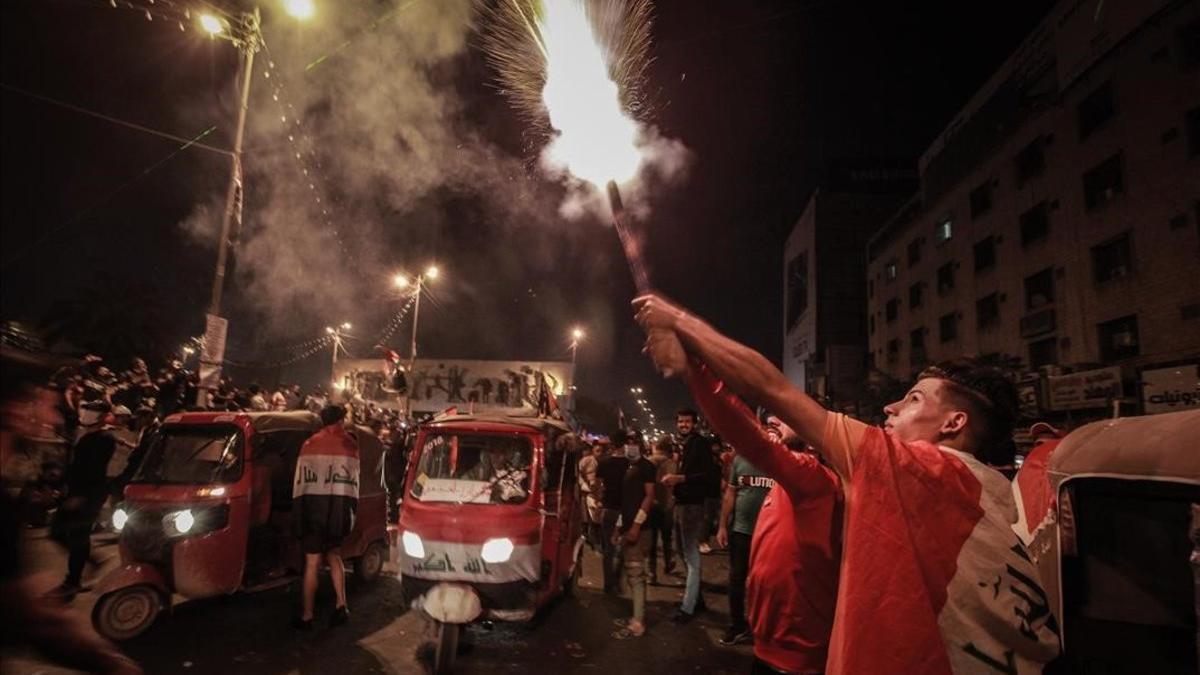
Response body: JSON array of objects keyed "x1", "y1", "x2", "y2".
[{"x1": 5, "y1": 529, "x2": 753, "y2": 674}]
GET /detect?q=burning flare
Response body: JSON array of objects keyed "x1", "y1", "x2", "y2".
[
  {"x1": 539, "y1": 1, "x2": 641, "y2": 186},
  {"x1": 479, "y1": 0, "x2": 658, "y2": 188}
]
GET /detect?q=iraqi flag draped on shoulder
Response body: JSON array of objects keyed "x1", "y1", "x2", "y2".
[
  {"x1": 293, "y1": 425, "x2": 360, "y2": 540},
  {"x1": 824, "y1": 417, "x2": 1061, "y2": 675}
]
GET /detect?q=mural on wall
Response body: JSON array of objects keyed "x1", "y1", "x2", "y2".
[{"x1": 334, "y1": 358, "x2": 573, "y2": 412}]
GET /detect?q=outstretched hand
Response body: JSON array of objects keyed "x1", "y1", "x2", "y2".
[
  {"x1": 643, "y1": 329, "x2": 687, "y2": 378},
  {"x1": 632, "y1": 294, "x2": 689, "y2": 378},
  {"x1": 632, "y1": 294, "x2": 687, "y2": 332}
]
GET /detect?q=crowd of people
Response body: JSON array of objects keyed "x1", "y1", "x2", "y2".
[{"x1": 4, "y1": 300, "x2": 1070, "y2": 675}]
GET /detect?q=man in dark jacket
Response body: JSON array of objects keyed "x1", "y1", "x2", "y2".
[
  {"x1": 660, "y1": 408, "x2": 720, "y2": 622},
  {"x1": 48, "y1": 420, "x2": 118, "y2": 599},
  {"x1": 292, "y1": 405, "x2": 360, "y2": 629}
]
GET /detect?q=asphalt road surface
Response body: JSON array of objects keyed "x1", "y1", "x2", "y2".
[{"x1": 5, "y1": 528, "x2": 754, "y2": 674}]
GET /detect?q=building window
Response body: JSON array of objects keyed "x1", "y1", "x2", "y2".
[
  {"x1": 1020, "y1": 201, "x2": 1051, "y2": 246},
  {"x1": 973, "y1": 236, "x2": 996, "y2": 273},
  {"x1": 1077, "y1": 82, "x2": 1116, "y2": 140},
  {"x1": 937, "y1": 262, "x2": 956, "y2": 295},
  {"x1": 909, "y1": 282, "x2": 923, "y2": 309},
  {"x1": 939, "y1": 313, "x2": 958, "y2": 343},
  {"x1": 976, "y1": 293, "x2": 1000, "y2": 329},
  {"x1": 868, "y1": 278, "x2": 874, "y2": 299},
  {"x1": 1028, "y1": 337, "x2": 1057, "y2": 368},
  {"x1": 886, "y1": 297, "x2": 900, "y2": 323},
  {"x1": 1025, "y1": 268, "x2": 1055, "y2": 309},
  {"x1": 1083, "y1": 153, "x2": 1124, "y2": 210},
  {"x1": 969, "y1": 181, "x2": 993, "y2": 219},
  {"x1": 1015, "y1": 136, "x2": 1046, "y2": 185},
  {"x1": 887, "y1": 338, "x2": 901, "y2": 363},
  {"x1": 907, "y1": 238, "x2": 923, "y2": 266},
  {"x1": 1097, "y1": 314, "x2": 1140, "y2": 361},
  {"x1": 934, "y1": 216, "x2": 953, "y2": 244},
  {"x1": 1092, "y1": 232, "x2": 1134, "y2": 283},
  {"x1": 869, "y1": 315, "x2": 876, "y2": 335},
  {"x1": 1187, "y1": 106, "x2": 1200, "y2": 157},
  {"x1": 910, "y1": 328, "x2": 926, "y2": 366},
  {"x1": 885, "y1": 260, "x2": 898, "y2": 281}
]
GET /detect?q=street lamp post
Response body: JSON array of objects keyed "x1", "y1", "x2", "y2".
[
  {"x1": 196, "y1": 3, "x2": 311, "y2": 407},
  {"x1": 206, "y1": 8, "x2": 260, "y2": 320},
  {"x1": 394, "y1": 265, "x2": 439, "y2": 415}
]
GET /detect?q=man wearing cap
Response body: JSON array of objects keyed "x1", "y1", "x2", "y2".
[
  {"x1": 633, "y1": 294, "x2": 1060, "y2": 675},
  {"x1": 292, "y1": 405, "x2": 360, "y2": 629}
]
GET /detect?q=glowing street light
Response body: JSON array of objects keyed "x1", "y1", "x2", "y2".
[
  {"x1": 282, "y1": 0, "x2": 316, "y2": 20},
  {"x1": 392, "y1": 274, "x2": 410, "y2": 289},
  {"x1": 198, "y1": 13, "x2": 226, "y2": 35},
  {"x1": 425, "y1": 265, "x2": 440, "y2": 280}
]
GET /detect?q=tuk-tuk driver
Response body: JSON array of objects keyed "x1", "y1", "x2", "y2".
[
  {"x1": 634, "y1": 293, "x2": 1061, "y2": 674},
  {"x1": 480, "y1": 443, "x2": 528, "y2": 503}
]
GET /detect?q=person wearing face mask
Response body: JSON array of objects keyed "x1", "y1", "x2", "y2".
[
  {"x1": 595, "y1": 433, "x2": 632, "y2": 594},
  {"x1": 609, "y1": 431, "x2": 656, "y2": 639}
]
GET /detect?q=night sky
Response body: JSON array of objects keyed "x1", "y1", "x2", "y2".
[{"x1": 1, "y1": 0, "x2": 1052, "y2": 420}]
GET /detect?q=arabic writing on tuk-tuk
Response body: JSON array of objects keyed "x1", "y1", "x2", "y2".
[{"x1": 411, "y1": 551, "x2": 493, "y2": 576}]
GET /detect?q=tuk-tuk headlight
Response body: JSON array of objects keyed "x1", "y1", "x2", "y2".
[
  {"x1": 402, "y1": 531, "x2": 426, "y2": 558},
  {"x1": 164, "y1": 509, "x2": 195, "y2": 535},
  {"x1": 161, "y1": 505, "x2": 227, "y2": 537},
  {"x1": 481, "y1": 537, "x2": 514, "y2": 563},
  {"x1": 112, "y1": 507, "x2": 129, "y2": 532}
]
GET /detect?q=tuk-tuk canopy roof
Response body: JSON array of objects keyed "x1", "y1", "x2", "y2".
[
  {"x1": 163, "y1": 410, "x2": 321, "y2": 433},
  {"x1": 247, "y1": 411, "x2": 321, "y2": 433},
  {"x1": 427, "y1": 412, "x2": 573, "y2": 435},
  {"x1": 1049, "y1": 409, "x2": 1200, "y2": 482}
]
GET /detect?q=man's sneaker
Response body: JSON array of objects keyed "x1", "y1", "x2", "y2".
[
  {"x1": 719, "y1": 626, "x2": 753, "y2": 646},
  {"x1": 698, "y1": 542, "x2": 713, "y2": 554}
]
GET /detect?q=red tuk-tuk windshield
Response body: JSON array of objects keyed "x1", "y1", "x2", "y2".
[
  {"x1": 131, "y1": 424, "x2": 243, "y2": 485},
  {"x1": 409, "y1": 431, "x2": 533, "y2": 505}
]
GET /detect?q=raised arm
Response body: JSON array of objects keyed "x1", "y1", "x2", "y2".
[
  {"x1": 634, "y1": 295, "x2": 829, "y2": 450},
  {"x1": 686, "y1": 360, "x2": 836, "y2": 496}
]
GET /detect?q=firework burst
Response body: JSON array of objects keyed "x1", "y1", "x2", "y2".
[{"x1": 477, "y1": 0, "x2": 656, "y2": 144}]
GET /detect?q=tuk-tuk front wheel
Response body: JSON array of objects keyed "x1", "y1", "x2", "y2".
[
  {"x1": 433, "y1": 621, "x2": 460, "y2": 673},
  {"x1": 93, "y1": 585, "x2": 163, "y2": 641},
  {"x1": 353, "y1": 541, "x2": 386, "y2": 587}
]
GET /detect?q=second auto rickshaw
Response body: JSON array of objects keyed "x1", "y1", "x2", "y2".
[{"x1": 92, "y1": 411, "x2": 388, "y2": 640}]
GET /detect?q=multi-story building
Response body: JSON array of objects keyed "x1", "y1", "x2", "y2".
[
  {"x1": 783, "y1": 161, "x2": 915, "y2": 410},
  {"x1": 865, "y1": 0, "x2": 1200, "y2": 417}
]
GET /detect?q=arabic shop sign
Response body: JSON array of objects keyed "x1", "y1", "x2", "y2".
[
  {"x1": 1046, "y1": 367, "x2": 1122, "y2": 411},
  {"x1": 1141, "y1": 364, "x2": 1200, "y2": 415}
]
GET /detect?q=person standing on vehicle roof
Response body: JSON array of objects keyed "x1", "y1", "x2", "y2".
[{"x1": 292, "y1": 405, "x2": 360, "y2": 629}]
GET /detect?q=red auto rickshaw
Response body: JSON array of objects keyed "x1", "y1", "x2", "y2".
[
  {"x1": 1015, "y1": 409, "x2": 1200, "y2": 673},
  {"x1": 397, "y1": 412, "x2": 584, "y2": 672},
  {"x1": 92, "y1": 411, "x2": 389, "y2": 640}
]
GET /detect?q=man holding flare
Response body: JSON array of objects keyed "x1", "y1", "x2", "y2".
[{"x1": 631, "y1": 293, "x2": 1060, "y2": 675}]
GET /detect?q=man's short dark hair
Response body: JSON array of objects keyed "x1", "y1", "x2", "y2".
[
  {"x1": 319, "y1": 404, "x2": 347, "y2": 427},
  {"x1": 918, "y1": 359, "x2": 1019, "y2": 465},
  {"x1": 676, "y1": 408, "x2": 697, "y2": 420}
]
